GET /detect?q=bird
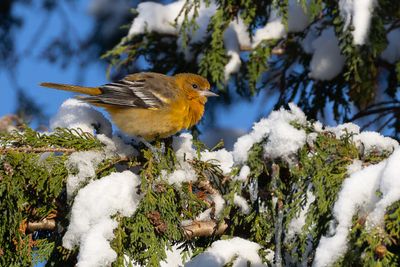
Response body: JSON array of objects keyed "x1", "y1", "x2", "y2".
[{"x1": 40, "y1": 72, "x2": 217, "y2": 141}]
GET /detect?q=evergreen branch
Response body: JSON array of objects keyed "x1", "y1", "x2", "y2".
[
  {"x1": 182, "y1": 220, "x2": 228, "y2": 239},
  {"x1": 350, "y1": 105, "x2": 400, "y2": 121},
  {"x1": 0, "y1": 146, "x2": 77, "y2": 154},
  {"x1": 95, "y1": 156, "x2": 133, "y2": 175},
  {"x1": 271, "y1": 163, "x2": 284, "y2": 267}
]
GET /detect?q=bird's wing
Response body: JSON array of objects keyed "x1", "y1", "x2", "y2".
[{"x1": 77, "y1": 73, "x2": 178, "y2": 109}]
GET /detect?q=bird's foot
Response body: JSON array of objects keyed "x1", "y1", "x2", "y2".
[{"x1": 137, "y1": 137, "x2": 165, "y2": 162}]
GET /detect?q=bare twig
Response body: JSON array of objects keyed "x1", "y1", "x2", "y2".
[
  {"x1": 197, "y1": 179, "x2": 219, "y2": 195},
  {"x1": 182, "y1": 220, "x2": 228, "y2": 239},
  {"x1": 26, "y1": 219, "x2": 56, "y2": 233},
  {"x1": 239, "y1": 44, "x2": 286, "y2": 55},
  {"x1": 0, "y1": 114, "x2": 24, "y2": 132},
  {"x1": 0, "y1": 147, "x2": 77, "y2": 154}
]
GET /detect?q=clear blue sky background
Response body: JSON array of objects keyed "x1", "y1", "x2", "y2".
[{"x1": 0, "y1": 0, "x2": 276, "y2": 150}]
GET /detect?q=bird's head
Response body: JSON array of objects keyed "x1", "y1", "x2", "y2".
[{"x1": 174, "y1": 73, "x2": 218, "y2": 103}]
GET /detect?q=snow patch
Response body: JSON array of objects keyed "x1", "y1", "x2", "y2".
[
  {"x1": 185, "y1": 237, "x2": 265, "y2": 267},
  {"x1": 162, "y1": 162, "x2": 198, "y2": 186},
  {"x1": 233, "y1": 194, "x2": 250, "y2": 214},
  {"x1": 66, "y1": 151, "x2": 105, "y2": 199},
  {"x1": 173, "y1": 133, "x2": 196, "y2": 161},
  {"x1": 314, "y1": 147, "x2": 400, "y2": 267},
  {"x1": 233, "y1": 103, "x2": 307, "y2": 164},
  {"x1": 339, "y1": 0, "x2": 376, "y2": 45},
  {"x1": 252, "y1": 0, "x2": 309, "y2": 47},
  {"x1": 367, "y1": 148, "x2": 400, "y2": 227},
  {"x1": 201, "y1": 148, "x2": 234, "y2": 175},
  {"x1": 234, "y1": 165, "x2": 250, "y2": 181},
  {"x1": 308, "y1": 27, "x2": 345, "y2": 80},
  {"x1": 50, "y1": 98, "x2": 112, "y2": 136},
  {"x1": 63, "y1": 171, "x2": 142, "y2": 267}
]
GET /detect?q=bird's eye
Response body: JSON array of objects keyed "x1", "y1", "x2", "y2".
[{"x1": 192, "y1": 84, "x2": 198, "y2": 89}]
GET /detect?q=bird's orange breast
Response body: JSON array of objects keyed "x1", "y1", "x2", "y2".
[{"x1": 106, "y1": 97, "x2": 204, "y2": 140}]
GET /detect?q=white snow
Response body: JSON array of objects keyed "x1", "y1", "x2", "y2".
[
  {"x1": 231, "y1": 19, "x2": 251, "y2": 49},
  {"x1": 170, "y1": 133, "x2": 235, "y2": 186},
  {"x1": 129, "y1": 0, "x2": 217, "y2": 61},
  {"x1": 65, "y1": 151, "x2": 105, "y2": 199},
  {"x1": 367, "y1": 148, "x2": 400, "y2": 227},
  {"x1": 346, "y1": 159, "x2": 363, "y2": 175},
  {"x1": 193, "y1": 194, "x2": 225, "y2": 221},
  {"x1": 64, "y1": 134, "x2": 137, "y2": 199},
  {"x1": 325, "y1": 122, "x2": 360, "y2": 139},
  {"x1": 233, "y1": 103, "x2": 307, "y2": 164},
  {"x1": 287, "y1": 0, "x2": 310, "y2": 32},
  {"x1": 50, "y1": 99, "x2": 112, "y2": 136},
  {"x1": 63, "y1": 171, "x2": 142, "y2": 267},
  {"x1": 76, "y1": 219, "x2": 118, "y2": 267},
  {"x1": 314, "y1": 147, "x2": 400, "y2": 267},
  {"x1": 325, "y1": 123, "x2": 399, "y2": 155},
  {"x1": 381, "y1": 28, "x2": 400, "y2": 64},
  {"x1": 252, "y1": 0, "x2": 309, "y2": 47},
  {"x1": 129, "y1": 1, "x2": 183, "y2": 36},
  {"x1": 223, "y1": 23, "x2": 242, "y2": 82},
  {"x1": 160, "y1": 244, "x2": 187, "y2": 267},
  {"x1": 252, "y1": 17, "x2": 286, "y2": 48},
  {"x1": 233, "y1": 194, "x2": 250, "y2": 214},
  {"x1": 123, "y1": 244, "x2": 187, "y2": 267},
  {"x1": 195, "y1": 208, "x2": 212, "y2": 221},
  {"x1": 201, "y1": 148, "x2": 234, "y2": 175},
  {"x1": 313, "y1": 161, "x2": 384, "y2": 267},
  {"x1": 212, "y1": 194, "x2": 226, "y2": 217},
  {"x1": 234, "y1": 165, "x2": 250, "y2": 181},
  {"x1": 339, "y1": 0, "x2": 376, "y2": 45},
  {"x1": 172, "y1": 133, "x2": 196, "y2": 161},
  {"x1": 97, "y1": 134, "x2": 138, "y2": 158},
  {"x1": 308, "y1": 27, "x2": 346, "y2": 80},
  {"x1": 185, "y1": 237, "x2": 265, "y2": 267},
  {"x1": 128, "y1": 0, "x2": 311, "y2": 81},
  {"x1": 353, "y1": 131, "x2": 398, "y2": 155},
  {"x1": 162, "y1": 162, "x2": 198, "y2": 186}
]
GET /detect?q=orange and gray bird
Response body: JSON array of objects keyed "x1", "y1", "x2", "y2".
[{"x1": 40, "y1": 72, "x2": 217, "y2": 140}]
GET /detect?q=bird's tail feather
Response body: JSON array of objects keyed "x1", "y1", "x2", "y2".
[{"x1": 40, "y1": 82, "x2": 102, "y2": 96}]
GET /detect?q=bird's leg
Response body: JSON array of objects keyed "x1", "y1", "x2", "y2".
[
  {"x1": 159, "y1": 141, "x2": 166, "y2": 155},
  {"x1": 137, "y1": 136, "x2": 165, "y2": 162}
]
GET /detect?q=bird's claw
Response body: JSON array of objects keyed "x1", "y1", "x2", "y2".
[{"x1": 137, "y1": 137, "x2": 165, "y2": 162}]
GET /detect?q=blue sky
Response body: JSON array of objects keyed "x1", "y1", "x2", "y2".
[{"x1": 1, "y1": 1, "x2": 106, "y2": 121}]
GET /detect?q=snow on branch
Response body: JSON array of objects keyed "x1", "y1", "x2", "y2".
[
  {"x1": 339, "y1": 0, "x2": 377, "y2": 45},
  {"x1": 63, "y1": 171, "x2": 142, "y2": 267},
  {"x1": 2, "y1": 99, "x2": 400, "y2": 266},
  {"x1": 127, "y1": 0, "x2": 310, "y2": 82}
]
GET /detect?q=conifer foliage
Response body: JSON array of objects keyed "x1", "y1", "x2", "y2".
[
  {"x1": 1, "y1": 101, "x2": 400, "y2": 266},
  {"x1": 2, "y1": 1, "x2": 400, "y2": 266}
]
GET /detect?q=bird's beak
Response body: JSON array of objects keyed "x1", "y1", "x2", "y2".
[{"x1": 200, "y1": 90, "x2": 219, "y2": 97}]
